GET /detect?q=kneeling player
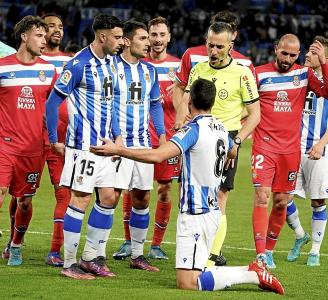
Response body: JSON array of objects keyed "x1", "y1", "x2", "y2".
[{"x1": 91, "y1": 78, "x2": 284, "y2": 294}]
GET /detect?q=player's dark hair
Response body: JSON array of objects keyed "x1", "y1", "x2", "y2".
[
  {"x1": 148, "y1": 16, "x2": 170, "y2": 32},
  {"x1": 14, "y1": 15, "x2": 48, "y2": 48},
  {"x1": 64, "y1": 43, "x2": 82, "y2": 55},
  {"x1": 208, "y1": 22, "x2": 234, "y2": 41},
  {"x1": 41, "y1": 13, "x2": 63, "y2": 23},
  {"x1": 211, "y1": 10, "x2": 239, "y2": 32},
  {"x1": 313, "y1": 35, "x2": 328, "y2": 57},
  {"x1": 123, "y1": 20, "x2": 147, "y2": 40},
  {"x1": 92, "y1": 14, "x2": 123, "y2": 32},
  {"x1": 190, "y1": 79, "x2": 216, "y2": 110}
]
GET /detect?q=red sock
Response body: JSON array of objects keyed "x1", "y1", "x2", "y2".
[
  {"x1": 9, "y1": 196, "x2": 18, "y2": 241},
  {"x1": 253, "y1": 206, "x2": 269, "y2": 254},
  {"x1": 123, "y1": 192, "x2": 132, "y2": 241},
  {"x1": 266, "y1": 206, "x2": 287, "y2": 251},
  {"x1": 152, "y1": 200, "x2": 172, "y2": 246},
  {"x1": 12, "y1": 204, "x2": 33, "y2": 246},
  {"x1": 50, "y1": 187, "x2": 71, "y2": 252}
]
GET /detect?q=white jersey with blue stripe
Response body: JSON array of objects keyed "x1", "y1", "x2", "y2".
[
  {"x1": 170, "y1": 115, "x2": 231, "y2": 215},
  {"x1": 54, "y1": 46, "x2": 118, "y2": 150},
  {"x1": 301, "y1": 76, "x2": 328, "y2": 156},
  {"x1": 114, "y1": 55, "x2": 160, "y2": 148}
]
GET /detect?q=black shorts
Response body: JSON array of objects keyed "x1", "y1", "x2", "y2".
[{"x1": 220, "y1": 130, "x2": 239, "y2": 191}]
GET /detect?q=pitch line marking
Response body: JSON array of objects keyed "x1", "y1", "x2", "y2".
[{"x1": 1, "y1": 229, "x2": 327, "y2": 257}]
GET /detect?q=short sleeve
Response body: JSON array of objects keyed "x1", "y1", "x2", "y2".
[
  {"x1": 170, "y1": 123, "x2": 199, "y2": 153},
  {"x1": 240, "y1": 67, "x2": 259, "y2": 103}
]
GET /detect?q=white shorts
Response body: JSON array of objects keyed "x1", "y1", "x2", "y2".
[
  {"x1": 293, "y1": 153, "x2": 328, "y2": 199},
  {"x1": 115, "y1": 156, "x2": 154, "y2": 191},
  {"x1": 176, "y1": 209, "x2": 221, "y2": 270},
  {"x1": 60, "y1": 148, "x2": 116, "y2": 193}
]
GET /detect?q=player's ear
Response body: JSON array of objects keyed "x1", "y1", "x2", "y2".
[
  {"x1": 123, "y1": 36, "x2": 131, "y2": 47},
  {"x1": 21, "y1": 32, "x2": 27, "y2": 43},
  {"x1": 168, "y1": 33, "x2": 171, "y2": 43}
]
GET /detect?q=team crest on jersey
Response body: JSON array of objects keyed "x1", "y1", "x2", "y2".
[
  {"x1": 168, "y1": 67, "x2": 175, "y2": 80},
  {"x1": 175, "y1": 125, "x2": 191, "y2": 139},
  {"x1": 110, "y1": 64, "x2": 116, "y2": 74},
  {"x1": 144, "y1": 73, "x2": 150, "y2": 82},
  {"x1": 39, "y1": 70, "x2": 46, "y2": 82},
  {"x1": 218, "y1": 89, "x2": 228, "y2": 100},
  {"x1": 76, "y1": 175, "x2": 84, "y2": 184},
  {"x1": 60, "y1": 70, "x2": 72, "y2": 85},
  {"x1": 293, "y1": 75, "x2": 300, "y2": 86}
]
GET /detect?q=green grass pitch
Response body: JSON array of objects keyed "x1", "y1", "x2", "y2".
[{"x1": 0, "y1": 140, "x2": 327, "y2": 299}]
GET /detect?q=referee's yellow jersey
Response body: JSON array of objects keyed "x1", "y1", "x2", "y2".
[{"x1": 186, "y1": 58, "x2": 259, "y2": 131}]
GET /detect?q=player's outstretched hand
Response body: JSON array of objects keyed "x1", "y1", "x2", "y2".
[
  {"x1": 90, "y1": 138, "x2": 120, "y2": 156},
  {"x1": 225, "y1": 144, "x2": 239, "y2": 170},
  {"x1": 51, "y1": 142, "x2": 65, "y2": 156}
]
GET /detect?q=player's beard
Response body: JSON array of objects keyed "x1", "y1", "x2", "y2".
[
  {"x1": 47, "y1": 38, "x2": 61, "y2": 48},
  {"x1": 277, "y1": 59, "x2": 294, "y2": 72}
]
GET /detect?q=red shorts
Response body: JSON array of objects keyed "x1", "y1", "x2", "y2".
[
  {"x1": 0, "y1": 151, "x2": 42, "y2": 197},
  {"x1": 154, "y1": 153, "x2": 180, "y2": 182},
  {"x1": 251, "y1": 145, "x2": 300, "y2": 193},
  {"x1": 38, "y1": 146, "x2": 65, "y2": 187}
]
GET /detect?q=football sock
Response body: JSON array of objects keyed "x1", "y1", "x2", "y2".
[
  {"x1": 197, "y1": 267, "x2": 258, "y2": 291},
  {"x1": 11, "y1": 202, "x2": 33, "y2": 247},
  {"x1": 206, "y1": 214, "x2": 227, "y2": 267},
  {"x1": 152, "y1": 200, "x2": 172, "y2": 246},
  {"x1": 310, "y1": 205, "x2": 327, "y2": 255},
  {"x1": 123, "y1": 192, "x2": 132, "y2": 241},
  {"x1": 9, "y1": 196, "x2": 17, "y2": 241},
  {"x1": 130, "y1": 207, "x2": 149, "y2": 259},
  {"x1": 83, "y1": 203, "x2": 114, "y2": 261},
  {"x1": 252, "y1": 206, "x2": 268, "y2": 254},
  {"x1": 286, "y1": 199, "x2": 305, "y2": 239},
  {"x1": 266, "y1": 205, "x2": 287, "y2": 251},
  {"x1": 63, "y1": 205, "x2": 85, "y2": 268},
  {"x1": 50, "y1": 187, "x2": 71, "y2": 252}
]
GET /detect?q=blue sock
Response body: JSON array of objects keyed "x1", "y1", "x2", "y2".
[
  {"x1": 83, "y1": 202, "x2": 115, "y2": 261},
  {"x1": 63, "y1": 205, "x2": 85, "y2": 268},
  {"x1": 129, "y1": 207, "x2": 149, "y2": 258}
]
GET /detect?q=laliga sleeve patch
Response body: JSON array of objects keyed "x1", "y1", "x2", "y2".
[
  {"x1": 60, "y1": 70, "x2": 72, "y2": 85},
  {"x1": 175, "y1": 125, "x2": 191, "y2": 139}
]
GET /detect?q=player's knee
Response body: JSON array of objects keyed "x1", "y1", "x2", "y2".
[
  {"x1": 176, "y1": 278, "x2": 197, "y2": 290},
  {"x1": 131, "y1": 189, "x2": 150, "y2": 209},
  {"x1": 17, "y1": 196, "x2": 32, "y2": 211},
  {"x1": 157, "y1": 182, "x2": 172, "y2": 202},
  {"x1": 311, "y1": 199, "x2": 326, "y2": 207},
  {"x1": 273, "y1": 193, "x2": 289, "y2": 208},
  {"x1": 254, "y1": 188, "x2": 270, "y2": 206},
  {"x1": 0, "y1": 187, "x2": 8, "y2": 197}
]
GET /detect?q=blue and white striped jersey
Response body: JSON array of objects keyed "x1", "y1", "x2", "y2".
[
  {"x1": 170, "y1": 115, "x2": 232, "y2": 215},
  {"x1": 113, "y1": 55, "x2": 161, "y2": 148},
  {"x1": 54, "y1": 46, "x2": 119, "y2": 150},
  {"x1": 301, "y1": 76, "x2": 328, "y2": 156}
]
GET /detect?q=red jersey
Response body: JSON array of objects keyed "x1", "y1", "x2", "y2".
[
  {"x1": 254, "y1": 62, "x2": 328, "y2": 154},
  {"x1": 41, "y1": 51, "x2": 71, "y2": 144},
  {"x1": 143, "y1": 54, "x2": 180, "y2": 146},
  {"x1": 175, "y1": 45, "x2": 255, "y2": 87},
  {"x1": 0, "y1": 54, "x2": 56, "y2": 156}
]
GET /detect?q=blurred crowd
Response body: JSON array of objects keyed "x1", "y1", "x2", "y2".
[{"x1": 1, "y1": 0, "x2": 328, "y2": 65}]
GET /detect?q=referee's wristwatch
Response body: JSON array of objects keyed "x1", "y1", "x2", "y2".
[{"x1": 233, "y1": 137, "x2": 241, "y2": 147}]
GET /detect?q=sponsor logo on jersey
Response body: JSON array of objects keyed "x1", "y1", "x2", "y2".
[
  {"x1": 167, "y1": 156, "x2": 179, "y2": 165},
  {"x1": 9, "y1": 72, "x2": 15, "y2": 79},
  {"x1": 76, "y1": 175, "x2": 83, "y2": 184},
  {"x1": 293, "y1": 75, "x2": 300, "y2": 86},
  {"x1": 26, "y1": 172, "x2": 39, "y2": 183},
  {"x1": 73, "y1": 59, "x2": 79, "y2": 65},
  {"x1": 266, "y1": 77, "x2": 272, "y2": 84},
  {"x1": 39, "y1": 70, "x2": 46, "y2": 82},
  {"x1": 242, "y1": 75, "x2": 254, "y2": 99},
  {"x1": 274, "y1": 90, "x2": 291, "y2": 112},
  {"x1": 218, "y1": 89, "x2": 228, "y2": 100},
  {"x1": 17, "y1": 86, "x2": 35, "y2": 110},
  {"x1": 288, "y1": 171, "x2": 297, "y2": 181},
  {"x1": 60, "y1": 70, "x2": 72, "y2": 85},
  {"x1": 119, "y1": 74, "x2": 124, "y2": 80}
]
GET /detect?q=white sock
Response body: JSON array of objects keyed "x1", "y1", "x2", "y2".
[
  {"x1": 198, "y1": 267, "x2": 259, "y2": 291},
  {"x1": 286, "y1": 200, "x2": 305, "y2": 239},
  {"x1": 310, "y1": 205, "x2": 327, "y2": 255}
]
